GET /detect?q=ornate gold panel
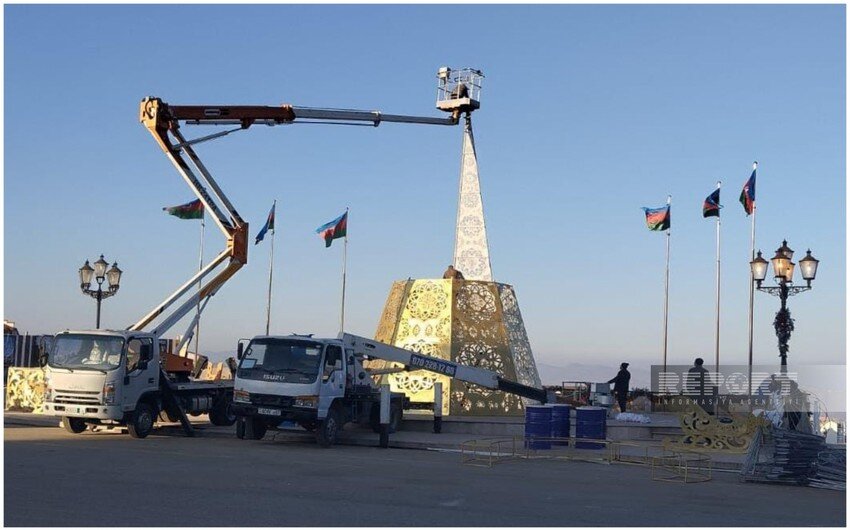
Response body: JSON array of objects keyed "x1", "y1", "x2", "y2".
[
  {"x1": 6, "y1": 367, "x2": 45, "y2": 414},
  {"x1": 450, "y1": 281, "x2": 522, "y2": 416},
  {"x1": 373, "y1": 278, "x2": 542, "y2": 417},
  {"x1": 498, "y1": 284, "x2": 542, "y2": 390}
]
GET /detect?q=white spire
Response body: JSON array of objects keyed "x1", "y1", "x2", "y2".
[{"x1": 452, "y1": 116, "x2": 493, "y2": 282}]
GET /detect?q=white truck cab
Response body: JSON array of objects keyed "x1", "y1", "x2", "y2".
[
  {"x1": 43, "y1": 329, "x2": 234, "y2": 438},
  {"x1": 231, "y1": 335, "x2": 404, "y2": 447}
]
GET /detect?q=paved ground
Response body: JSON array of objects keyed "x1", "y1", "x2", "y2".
[{"x1": 4, "y1": 423, "x2": 845, "y2": 526}]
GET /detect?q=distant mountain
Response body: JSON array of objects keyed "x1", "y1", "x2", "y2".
[{"x1": 536, "y1": 361, "x2": 652, "y2": 389}]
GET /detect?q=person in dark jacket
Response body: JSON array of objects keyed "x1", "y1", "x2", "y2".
[{"x1": 608, "y1": 362, "x2": 631, "y2": 413}]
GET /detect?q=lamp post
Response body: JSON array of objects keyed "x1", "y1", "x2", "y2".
[
  {"x1": 750, "y1": 241, "x2": 819, "y2": 375},
  {"x1": 79, "y1": 255, "x2": 123, "y2": 329}
]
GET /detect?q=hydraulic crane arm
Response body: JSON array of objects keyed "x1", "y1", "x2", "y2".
[
  {"x1": 132, "y1": 97, "x2": 460, "y2": 338},
  {"x1": 340, "y1": 333, "x2": 549, "y2": 404}
]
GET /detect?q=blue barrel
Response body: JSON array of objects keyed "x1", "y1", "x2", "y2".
[
  {"x1": 575, "y1": 406, "x2": 607, "y2": 449},
  {"x1": 551, "y1": 405, "x2": 571, "y2": 445},
  {"x1": 524, "y1": 405, "x2": 552, "y2": 450}
]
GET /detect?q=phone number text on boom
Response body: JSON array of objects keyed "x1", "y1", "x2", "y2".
[{"x1": 409, "y1": 354, "x2": 457, "y2": 377}]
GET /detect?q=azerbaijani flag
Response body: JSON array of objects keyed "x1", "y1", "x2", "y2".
[
  {"x1": 255, "y1": 203, "x2": 276, "y2": 245},
  {"x1": 316, "y1": 211, "x2": 348, "y2": 248},
  {"x1": 703, "y1": 188, "x2": 721, "y2": 218},
  {"x1": 642, "y1": 205, "x2": 670, "y2": 231},
  {"x1": 739, "y1": 163, "x2": 756, "y2": 215},
  {"x1": 163, "y1": 198, "x2": 204, "y2": 220}
]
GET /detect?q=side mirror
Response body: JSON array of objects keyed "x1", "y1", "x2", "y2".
[
  {"x1": 237, "y1": 342, "x2": 244, "y2": 360},
  {"x1": 138, "y1": 360, "x2": 149, "y2": 371},
  {"x1": 140, "y1": 343, "x2": 153, "y2": 361},
  {"x1": 38, "y1": 353, "x2": 48, "y2": 368}
]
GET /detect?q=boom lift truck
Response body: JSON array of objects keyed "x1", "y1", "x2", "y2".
[
  {"x1": 41, "y1": 68, "x2": 476, "y2": 439},
  {"x1": 232, "y1": 333, "x2": 549, "y2": 447}
]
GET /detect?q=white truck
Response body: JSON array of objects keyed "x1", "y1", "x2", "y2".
[
  {"x1": 232, "y1": 333, "x2": 549, "y2": 447},
  {"x1": 43, "y1": 330, "x2": 235, "y2": 437}
]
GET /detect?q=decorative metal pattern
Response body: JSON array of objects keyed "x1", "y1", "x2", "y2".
[
  {"x1": 453, "y1": 117, "x2": 493, "y2": 282},
  {"x1": 374, "y1": 281, "x2": 408, "y2": 344},
  {"x1": 664, "y1": 406, "x2": 766, "y2": 453},
  {"x1": 498, "y1": 284, "x2": 542, "y2": 390},
  {"x1": 372, "y1": 278, "x2": 542, "y2": 417},
  {"x1": 373, "y1": 280, "x2": 454, "y2": 415},
  {"x1": 5, "y1": 367, "x2": 45, "y2": 413},
  {"x1": 451, "y1": 281, "x2": 522, "y2": 415}
]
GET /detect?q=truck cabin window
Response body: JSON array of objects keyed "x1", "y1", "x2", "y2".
[
  {"x1": 323, "y1": 346, "x2": 342, "y2": 381},
  {"x1": 237, "y1": 339, "x2": 323, "y2": 383},
  {"x1": 49, "y1": 335, "x2": 124, "y2": 372},
  {"x1": 126, "y1": 339, "x2": 142, "y2": 372}
]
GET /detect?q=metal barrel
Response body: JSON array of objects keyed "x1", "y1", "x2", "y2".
[
  {"x1": 524, "y1": 405, "x2": 552, "y2": 450},
  {"x1": 575, "y1": 406, "x2": 607, "y2": 449},
  {"x1": 550, "y1": 404, "x2": 571, "y2": 445}
]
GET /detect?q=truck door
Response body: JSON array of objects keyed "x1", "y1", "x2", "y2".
[
  {"x1": 318, "y1": 345, "x2": 346, "y2": 418},
  {"x1": 121, "y1": 337, "x2": 158, "y2": 412}
]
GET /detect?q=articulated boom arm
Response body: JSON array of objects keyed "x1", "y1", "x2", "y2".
[
  {"x1": 130, "y1": 97, "x2": 251, "y2": 337},
  {"x1": 340, "y1": 334, "x2": 548, "y2": 404},
  {"x1": 133, "y1": 96, "x2": 460, "y2": 339}
]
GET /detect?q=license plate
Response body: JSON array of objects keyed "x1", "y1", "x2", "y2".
[{"x1": 257, "y1": 407, "x2": 281, "y2": 416}]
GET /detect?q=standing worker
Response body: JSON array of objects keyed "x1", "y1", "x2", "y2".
[{"x1": 608, "y1": 362, "x2": 631, "y2": 413}]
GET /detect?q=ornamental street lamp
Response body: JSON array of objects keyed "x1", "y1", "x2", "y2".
[
  {"x1": 79, "y1": 255, "x2": 123, "y2": 329},
  {"x1": 750, "y1": 241, "x2": 819, "y2": 374}
]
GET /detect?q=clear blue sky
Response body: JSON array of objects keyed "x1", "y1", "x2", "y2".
[{"x1": 4, "y1": 5, "x2": 845, "y2": 393}]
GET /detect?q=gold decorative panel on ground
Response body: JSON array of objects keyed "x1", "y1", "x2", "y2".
[
  {"x1": 372, "y1": 278, "x2": 542, "y2": 416},
  {"x1": 6, "y1": 367, "x2": 45, "y2": 414}
]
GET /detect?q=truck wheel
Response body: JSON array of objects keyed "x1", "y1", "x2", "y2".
[
  {"x1": 127, "y1": 403, "x2": 155, "y2": 439},
  {"x1": 209, "y1": 400, "x2": 236, "y2": 427},
  {"x1": 316, "y1": 407, "x2": 341, "y2": 448},
  {"x1": 245, "y1": 417, "x2": 267, "y2": 440},
  {"x1": 61, "y1": 417, "x2": 87, "y2": 434}
]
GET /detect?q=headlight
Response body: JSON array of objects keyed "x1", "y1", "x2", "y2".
[
  {"x1": 102, "y1": 382, "x2": 116, "y2": 405},
  {"x1": 294, "y1": 396, "x2": 318, "y2": 408},
  {"x1": 233, "y1": 389, "x2": 250, "y2": 403}
]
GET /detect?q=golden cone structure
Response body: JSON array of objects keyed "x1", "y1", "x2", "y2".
[{"x1": 372, "y1": 115, "x2": 542, "y2": 416}]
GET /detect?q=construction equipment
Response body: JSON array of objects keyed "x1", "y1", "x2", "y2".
[
  {"x1": 41, "y1": 68, "x2": 477, "y2": 438},
  {"x1": 232, "y1": 332, "x2": 549, "y2": 447}
]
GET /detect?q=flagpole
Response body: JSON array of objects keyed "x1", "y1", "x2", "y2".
[
  {"x1": 747, "y1": 162, "x2": 758, "y2": 407},
  {"x1": 195, "y1": 213, "x2": 204, "y2": 356},
  {"x1": 715, "y1": 181, "x2": 722, "y2": 387},
  {"x1": 662, "y1": 194, "x2": 671, "y2": 374},
  {"x1": 339, "y1": 207, "x2": 349, "y2": 335},
  {"x1": 265, "y1": 200, "x2": 276, "y2": 335}
]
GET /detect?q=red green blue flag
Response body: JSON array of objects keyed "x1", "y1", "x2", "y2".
[
  {"x1": 703, "y1": 188, "x2": 721, "y2": 218},
  {"x1": 255, "y1": 203, "x2": 276, "y2": 245},
  {"x1": 316, "y1": 211, "x2": 348, "y2": 248},
  {"x1": 739, "y1": 163, "x2": 756, "y2": 215},
  {"x1": 163, "y1": 199, "x2": 204, "y2": 220},
  {"x1": 642, "y1": 205, "x2": 670, "y2": 231}
]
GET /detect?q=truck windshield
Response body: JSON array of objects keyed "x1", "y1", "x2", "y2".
[
  {"x1": 49, "y1": 334, "x2": 124, "y2": 372},
  {"x1": 238, "y1": 339, "x2": 323, "y2": 383}
]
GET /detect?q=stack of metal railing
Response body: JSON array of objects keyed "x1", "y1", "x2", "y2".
[
  {"x1": 809, "y1": 446, "x2": 846, "y2": 491},
  {"x1": 741, "y1": 424, "x2": 845, "y2": 490}
]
